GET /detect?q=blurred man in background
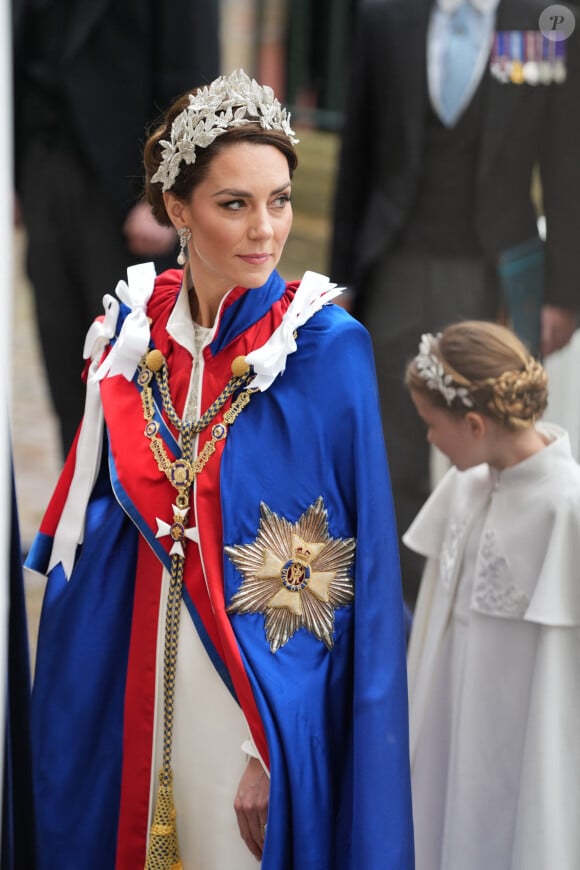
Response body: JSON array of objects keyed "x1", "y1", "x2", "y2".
[
  {"x1": 330, "y1": 0, "x2": 580, "y2": 607},
  {"x1": 13, "y1": 0, "x2": 220, "y2": 455}
]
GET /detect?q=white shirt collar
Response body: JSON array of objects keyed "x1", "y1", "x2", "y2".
[
  {"x1": 166, "y1": 269, "x2": 233, "y2": 356},
  {"x1": 438, "y1": 0, "x2": 500, "y2": 13}
]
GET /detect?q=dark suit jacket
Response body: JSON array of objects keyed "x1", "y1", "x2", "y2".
[
  {"x1": 12, "y1": 0, "x2": 220, "y2": 217},
  {"x1": 330, "y1": 0, "x2": 580, "y2": 309}
]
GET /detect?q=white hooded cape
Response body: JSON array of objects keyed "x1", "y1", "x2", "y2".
[{"x1": 404, "y1": 423, "x2": 580, "y2": 870}]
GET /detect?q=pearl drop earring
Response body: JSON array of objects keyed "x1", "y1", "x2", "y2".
[{"x1": 177, "y1": 226, "x2": 192, "y2": 266}]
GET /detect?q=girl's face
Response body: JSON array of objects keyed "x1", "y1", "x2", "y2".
[
  {"x1": 411, "y1": 390, "x2": 487, "y2": 471},
  {"x1": 171, "y1": 141, "x2": 293, "y2": 300}
]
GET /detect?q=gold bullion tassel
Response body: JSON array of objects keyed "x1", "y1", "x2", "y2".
[
  {"x1": 145, "y1": 769, "x2": 183, "y2": 870},
  {"x1": 145, "y1": 553, "x2": 185, "y2": 870}
]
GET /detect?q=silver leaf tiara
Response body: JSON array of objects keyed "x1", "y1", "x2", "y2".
[
  {"x1": 415, "y1": 333, "x2": 473, "y2": 407},
  {"x1": 150, "y1": 69, "x2": 299, "y2": 192}
]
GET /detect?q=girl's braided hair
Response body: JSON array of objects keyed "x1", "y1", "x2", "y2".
[{"x1": 406, "y1": 320, "x2": 548, "y2": 430}]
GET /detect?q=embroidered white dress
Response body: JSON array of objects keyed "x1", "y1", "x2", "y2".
[{"x1": 404, "y1": 423, "x2": 580, "y2": 870}]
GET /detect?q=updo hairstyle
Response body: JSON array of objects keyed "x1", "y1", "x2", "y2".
[
  {"x1": 143, "y1": 90, "x2": 299, "y2": 228},
  {"x1": 406, "y1": 321, "x2": 548, "y2": 430}
]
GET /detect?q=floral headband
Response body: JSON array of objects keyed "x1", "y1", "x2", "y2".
[
  {"x1": 150, "y1": 69, "x2": 299, "y2": 192},
  {"x1": 415, "y1": 333, "x2": 473, "y2": 407}
]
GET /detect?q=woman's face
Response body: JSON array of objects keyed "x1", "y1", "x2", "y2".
[{"x1": 175, "y1": 141, "x2": 293, "y2": 299}]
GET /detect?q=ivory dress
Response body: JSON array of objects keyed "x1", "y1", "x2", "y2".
[{"x1": 405, "y1": 423, "x2": 580, "y2": 870}]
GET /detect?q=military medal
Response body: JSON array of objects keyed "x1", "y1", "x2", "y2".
[
  {"x1": 522, "y1": 31, "x2": 540, "y2": 85},
  {"x1": 552, "y1": 40, "x2": 567, "y2": 83},
  {"x1": 539, "y1": 35, "x2": 553, "y2": 84},
  {"x1": 490, "y1": 33, "x2": 502, "y2": 81},
  {"x1": 509, "y1": 31, "x2": 525, "y2": 84},
  {"x1": 491, "y1": 31, "x2": 511, "y2": 83}
]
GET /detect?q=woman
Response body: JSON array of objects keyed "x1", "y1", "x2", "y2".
[{"x1": 26, "y1": 70, "x2": 414, "y2": 869}]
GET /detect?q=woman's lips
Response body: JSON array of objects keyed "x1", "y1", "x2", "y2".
[{"x1": 238, "y1": 253, "x2": 271, "y2": 265}]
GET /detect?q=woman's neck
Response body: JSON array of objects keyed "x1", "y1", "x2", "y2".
[
  {"x1": 185, "y1": 266, "x2": 230, "y2": 328},
  {"x1": 188, "y1": 290, "x2": 219, "y2": 328}
]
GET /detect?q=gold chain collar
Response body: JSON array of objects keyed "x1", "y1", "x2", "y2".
[{"x1": 138, "y1": 349, "x2": 253, "y2": 509}]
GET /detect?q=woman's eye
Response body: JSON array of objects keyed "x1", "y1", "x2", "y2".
[
  {"x1": 221, "y1": 199, "x2": 245, "y2": 211},
  {"x1": 272, "y1": 194, "x2": 291, "y2": 208}
]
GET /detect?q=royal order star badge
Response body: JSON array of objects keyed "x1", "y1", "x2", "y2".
[{"x1": 226, "y1": 498, "x2": 355, "y2": 652}]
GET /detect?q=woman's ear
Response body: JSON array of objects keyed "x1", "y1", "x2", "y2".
[
  {"x1": 163, "y1": 191, "x2": 188, "y2": 230},
  {"x1": 464, "y1": 411, "x2": 486, "y2": 438}
]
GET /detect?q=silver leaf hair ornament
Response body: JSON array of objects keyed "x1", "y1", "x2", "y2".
[
  {"x1": 415, "y1": 333, "x2": 473, "y2": 407},
  {"x1": 150, "y1": 69, "x2": 299, "y2": 192}
]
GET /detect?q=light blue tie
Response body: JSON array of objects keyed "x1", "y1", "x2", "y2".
[{"x1": 439, "y1": 2, "x2": 483, "y2": 126}]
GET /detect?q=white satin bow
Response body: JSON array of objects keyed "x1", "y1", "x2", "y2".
[
  {"x1": 95, "y1": 261, "x2": 156, "y2": 381},
  {"x1": 246, "y1": 271, "x2": 343, "y2": 392},
  {"x1": 48, "y1": 262, "x2": 156, "y2": 578},
  {"x1": 83, "y1": 293, "x2": 119, "y2": 372}
]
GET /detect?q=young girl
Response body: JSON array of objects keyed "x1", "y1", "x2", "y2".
[{"x1": 404, "y1": 321, "x2": 580, "y2": 870}]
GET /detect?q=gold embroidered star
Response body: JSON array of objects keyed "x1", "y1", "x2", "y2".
[{"x1": 226, "y1": 498, "x2": 355, "y2": 652}]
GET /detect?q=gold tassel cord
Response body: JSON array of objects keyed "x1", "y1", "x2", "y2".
[{"x1": 145, "y1": 554, "x2": 184, "y2": 870}]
